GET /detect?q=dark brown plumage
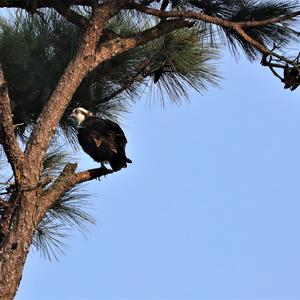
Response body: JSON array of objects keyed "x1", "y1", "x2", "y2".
[{"x1": 71, "y1": 108, "x2": 132, "y2": 171}]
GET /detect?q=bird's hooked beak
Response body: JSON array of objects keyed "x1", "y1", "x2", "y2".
[
  {"x1": 70, "y1": 111, "x2": 76, "y2": 119},
  {"x1": 70, "y1": 110, "x2": 80, "y2": 125}
]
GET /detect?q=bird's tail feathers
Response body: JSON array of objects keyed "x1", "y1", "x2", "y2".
[{"x1": 109, "y1": 155, "x2": 132, "y2": 171}]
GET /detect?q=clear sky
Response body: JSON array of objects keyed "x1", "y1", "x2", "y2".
[{"x1": 15, "y1": 50, "x2": 300, "y2": 299}]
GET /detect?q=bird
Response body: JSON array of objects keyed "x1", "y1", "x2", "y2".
[
  {"x1": 283, "y1": 65, "x2": 300, "y2": 91},
  {"x1": 71, "y1": 107, "x2": 132, "y2": 171}
]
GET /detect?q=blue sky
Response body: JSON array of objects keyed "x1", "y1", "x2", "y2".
[{"x1": 15, "y1": 50, "x2": 300, "y2": 299}]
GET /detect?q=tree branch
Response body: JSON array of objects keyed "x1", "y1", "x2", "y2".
[
  {"x1": 0, "y1": 0, "x2": 92, "y2": 9},
  {"x1": 52, "y1": 2, "x2": 88, "y2": 29},
  {"x1": 129, "y1": 2, "x2": 300, "y2": 29},
  {"x1": 129, "y1": 3, "x2": 242, "y2": 27},
  {"x1": 94, "y1": 18, "x2": 192, "y2": 65},
  {"x1": 0, "y1": 66, "x2": 24, "y2": 184},
  {"x1": 237, "y1": 10, "x2": 300, "y2": 28},
  {"x1": 37, "y1": 163, "x2": 112, "y2": 219},
  {"x1": 52, "y1": 2, "x2": 120, "y2": 41},
  {"x1": 129, "y1": 3, "x2": 299, "y2": 66},
  {"x1": 233, "y1": 25, "x2": 297, "y2": 65}
]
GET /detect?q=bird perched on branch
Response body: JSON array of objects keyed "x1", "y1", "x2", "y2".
[
  {"x1": 71, "y1": 107, "x2": 132, "y2": 171},
  {"x1": 283, "y1": 65, "x2": 300, "y2": 91}
]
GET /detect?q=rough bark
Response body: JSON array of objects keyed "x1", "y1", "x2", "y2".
[
  {"x1": 0, "y1": 191, "x2": 38, "y2": 300},
  {"x1": 0, "y1": 66, "x2": 41, "y2": 299}
]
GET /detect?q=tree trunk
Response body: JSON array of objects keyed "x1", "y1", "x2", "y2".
[{"x1": 0, "y1": 192, "x2": 37, "y2": 300}]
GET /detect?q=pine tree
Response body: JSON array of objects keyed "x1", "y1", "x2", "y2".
[{"x1": 0, "y1": 1, "x2": 299, "y2": 298}]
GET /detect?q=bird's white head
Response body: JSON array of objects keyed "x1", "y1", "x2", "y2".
[{"x1": 71, "y1": 107, "x2": 93, "y2": 125}]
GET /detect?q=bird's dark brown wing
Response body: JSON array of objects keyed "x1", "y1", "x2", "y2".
[
  {"x1": 91, "y1": 118, "x2": 127, "y2": 147},
  {"x1": 79, "y1": 117, "x2": 131, "y2": 170}
]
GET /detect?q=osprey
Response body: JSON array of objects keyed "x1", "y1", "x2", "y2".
[{"x1": 71, "y1": 107, "x2": 132, "y2": 171}]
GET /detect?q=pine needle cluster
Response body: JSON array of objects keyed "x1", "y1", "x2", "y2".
[
  {"x1": 0, "y1": 9, "x2": 220, "y2": 138},
  {"x1": 33, "y1": 146, "x2": 95, "y2": 260}
]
